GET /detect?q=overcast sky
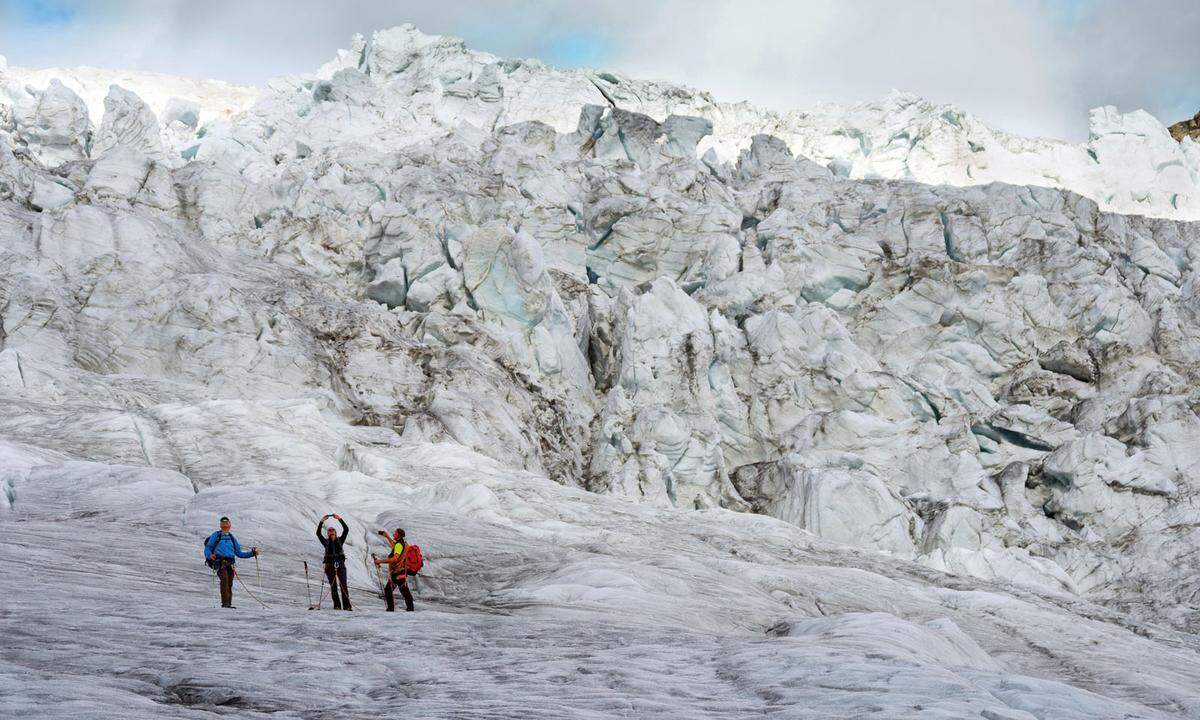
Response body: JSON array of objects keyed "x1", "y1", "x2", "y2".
[{"x1": 1, "y1": 0, "x2": 1196, "y2": 141}]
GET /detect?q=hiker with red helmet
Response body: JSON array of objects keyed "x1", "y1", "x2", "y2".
[{"x1": 372, "y1": 528, "x2": 422, "y2": 612}]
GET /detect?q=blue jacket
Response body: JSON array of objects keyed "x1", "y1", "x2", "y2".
[{"x1": 205, "y1": 531, "x2": 255, "y2": 561}]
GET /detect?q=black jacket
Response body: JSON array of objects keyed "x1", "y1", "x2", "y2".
[{"x1": 317, "y1": 518, "x2": 349, "y2": 563}]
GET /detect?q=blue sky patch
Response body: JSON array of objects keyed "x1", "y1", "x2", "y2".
[
  {"x1": 5, "y1": 0, "x2": 78, "y2": 26},
  {"x1": 541, "y1": 30, "x2": 607, "y2": 68},
  {"x1": 1043, "y1": 0, "x2": 1093, "y2": 27}
]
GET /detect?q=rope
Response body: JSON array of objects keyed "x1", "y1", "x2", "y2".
[{"x1": 233, "y1": 566, "x2": 270, "y2": 609}]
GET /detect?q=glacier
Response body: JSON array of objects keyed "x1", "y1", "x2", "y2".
[{"x1": 2, "y1": 24, "x2": 1200, "y2": 719}]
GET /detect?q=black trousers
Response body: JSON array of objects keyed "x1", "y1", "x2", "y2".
[
  {"x1": 216, "y1": 561, "x2": 235, "y2": 607},
  {"x1": 385, "y1": 571, "x2": 414, "y2": 612},
  {"x1": 324, "y1": 560, "x2": 351, "y2": 610}
]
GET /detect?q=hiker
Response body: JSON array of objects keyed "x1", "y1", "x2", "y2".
[
  {"x1": 373, "y1": 528, "x2": 415, "y2": 612},
  {"x1": 316, "y1": 513, "x2": 352, "y2": 611},
  {"x1": 204, "y1": 516, "x2": 259, "y2": 608}
]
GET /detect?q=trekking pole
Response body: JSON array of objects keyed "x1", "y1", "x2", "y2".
[
  {"x1": 303, "y1": 561, "x2": 314, "y2": 609},
  {"x1": 255, "y1": 555, "x2": 263, "y2": 598},
  {"x1": 371, "y1": 553, "x2": 386, "y2": 598},
  {"x1": 315, "y1": 569, "x2": 326, "y2": 610}
]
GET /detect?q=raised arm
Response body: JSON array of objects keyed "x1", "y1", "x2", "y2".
[
  {"x1": 337, "y1": 516, "x2": 348, "y2": 539},
  {"x1": 316, "y1": 517, "x2": 327, "y2": 542}
]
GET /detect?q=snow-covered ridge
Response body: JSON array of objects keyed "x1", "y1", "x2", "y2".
[
  {"x1": 4, "y1": 24, "x2": 1198, "y2": 219},
  {"x1": 0, "y1": 62, "x2": 257, "y2": 131},
  {"x1": 310, "y1": 25, "x2": 1200, "y2": 221}
]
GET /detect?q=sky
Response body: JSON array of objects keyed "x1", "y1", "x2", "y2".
[{"x1": 0, "y1": 0, "x2": 1196, "y2": 141}]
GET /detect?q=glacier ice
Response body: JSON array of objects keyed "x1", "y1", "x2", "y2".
[{"x1": 2, "y1": 23, "x2": 1200, "y2": 719}]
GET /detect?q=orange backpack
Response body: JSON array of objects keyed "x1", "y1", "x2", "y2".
[{"x1": 402, "y1": 544, "x2": 424, "y2": 574}]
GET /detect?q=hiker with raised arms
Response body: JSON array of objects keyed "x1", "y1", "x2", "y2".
[
  {"x1": 372, "y1": 528, "x2": 422, "y2": 612},
  {"x1": 203, "y1": 516, "x2": 259, "y2": 609},
  {"x1": 316, "y1": 513, "x2": 352, "y2": 611}
]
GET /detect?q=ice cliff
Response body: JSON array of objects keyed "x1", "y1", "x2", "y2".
[{"x1": 3, "y1": 24, "x2": 1200, "y2": 718}]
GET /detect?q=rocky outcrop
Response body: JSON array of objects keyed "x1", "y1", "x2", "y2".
[{"x1": 1170, "y1": 111, "x2": 1200, "y2": 142}]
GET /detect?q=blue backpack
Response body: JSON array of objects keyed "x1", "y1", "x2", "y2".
[{"x1": 203, "y1": 532, "x2": 220, "y2": 568}]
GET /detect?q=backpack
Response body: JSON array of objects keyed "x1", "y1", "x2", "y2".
[
  {"x1": 203, "y1": 532, "x2": 219, "y2": 568},
  {"x1": 402, "y1": 544, "x2": 424, "y2": 574}
]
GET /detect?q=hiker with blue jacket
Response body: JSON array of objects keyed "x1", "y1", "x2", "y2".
[{"x1": 204, "y1": 516, "x2": 259, "y2": 608}]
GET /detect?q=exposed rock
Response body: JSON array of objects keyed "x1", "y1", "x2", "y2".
[{"x1": 1169, "y1": 111, "x2": 1200, "y2": 142}]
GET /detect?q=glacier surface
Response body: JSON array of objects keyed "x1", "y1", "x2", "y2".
[{"x1": 2, "y1": 24, "x2": 1200, "y2": 719}]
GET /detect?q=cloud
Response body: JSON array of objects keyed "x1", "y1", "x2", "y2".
[
  {"x1": 586, "y1": 0, "x2": 1199, "y2": 140},
  {"x1": 1066, "y1": 0, "x2": 1200, "y2": 125},
  {"x1": 0, "y1": 0, "x2": 1196, "y2": 141}
]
